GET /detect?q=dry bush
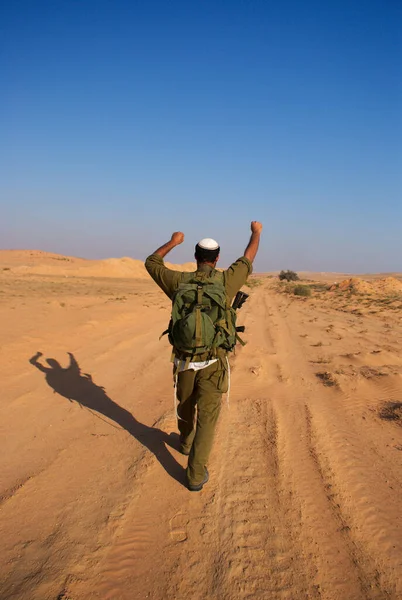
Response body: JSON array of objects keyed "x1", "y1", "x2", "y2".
[
  {"x1": 247, "y1": 278, "x2": 262, "y2": 288},
  {"x1": 311, "y1": 356, "x2": 331, "y2": 364},
  {"x1": 293, "y1": 285, "x2": 312, "y2": 297},
  {"x1": 378, "y1": 402, "x2": 402, "y2": 424},
  {"x1": 279, "y1": 270, "x2": 299, "y2": 282},
  {"x1": 316, "y1": 371, "x2": 338, "y2": 387}
]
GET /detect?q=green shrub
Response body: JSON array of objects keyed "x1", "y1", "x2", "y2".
[
  {"x1": 247, "y1": 278, "x2": 262, "y2": 288},
  {"x1": 294, "y1": 285, "x2": 312, "y2": 297},
  {"x1": 279, "y1": 270, "x2": 299, "y2": 282}
]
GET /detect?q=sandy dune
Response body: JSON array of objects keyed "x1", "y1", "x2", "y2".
[
  {"x1": 1, "y1": 252, "x2": 402, "y2": 599},
  {"x1": 0, "y1": 250, "x2": 197, "y2": 279}
]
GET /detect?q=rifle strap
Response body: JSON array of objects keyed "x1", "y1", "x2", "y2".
[{"x1": 235, "y1": 332, "x2": 246, "y2": 346}]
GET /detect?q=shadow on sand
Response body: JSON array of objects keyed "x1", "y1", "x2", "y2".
[{"x1": 29, "y1": 351, "x2": 185, "y2": 486}]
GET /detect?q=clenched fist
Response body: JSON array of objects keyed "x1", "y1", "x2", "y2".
[
  {"x1": 171, "y1": 231, "x2": 185, "y2": 245},
  {"x1": 251, "y1": 221, "x2": 263, "y2": 234}
]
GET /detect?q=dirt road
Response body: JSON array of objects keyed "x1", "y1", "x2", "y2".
[{"x1": 1, "y1": 274, "x2": 402, "y2": 599}]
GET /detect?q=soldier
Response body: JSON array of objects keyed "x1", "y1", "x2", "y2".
[{"x1": 145, "y1": 221, "x2": 262, "y2": 491}]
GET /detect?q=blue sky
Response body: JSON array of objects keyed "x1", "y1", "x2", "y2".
[{"x1": 1, "y1": 0, "x2": 401, "y2": 272}]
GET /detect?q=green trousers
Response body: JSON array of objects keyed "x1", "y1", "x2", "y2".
[{"x1": 176, "y1": 357, "x2": 228, "y2": 486}]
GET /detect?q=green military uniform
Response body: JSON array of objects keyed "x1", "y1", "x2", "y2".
[{"x1": 145, "y1": 254, "x2": 252, "y2": 486}]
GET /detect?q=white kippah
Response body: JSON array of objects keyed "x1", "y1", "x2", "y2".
[{"x1": 197, "y1": 238, "x2": 219, "y2": 250}]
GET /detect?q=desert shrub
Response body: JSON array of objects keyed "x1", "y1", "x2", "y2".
[
  {"x1": 294, "y1": 285, "x2": 311, "y2": 297},
  {"x1": 309, "y1": 283, "x2": 329, "y2": 292},
  {"x1": 378, "y1": 401, "x2": 402, "y2": 423},
  {"x1": 279, "y1": 270, "x2": 299, "y2": 282},
  {"x1": 316, "y1": 371, "x2": 338, "y2": 387},
  {"x1": 247, "y1": 278, "x2": 262, "y2": 288}
]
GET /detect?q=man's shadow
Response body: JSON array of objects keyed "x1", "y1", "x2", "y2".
[{"x1": 29, "y1": 351, "x2": 186, "y2": 486}]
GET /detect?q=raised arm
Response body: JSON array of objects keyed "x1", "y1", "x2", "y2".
[
  {"x1": 145, "y1": 232, "x2": 185, "y2": 298},
  {"x1": 153, "y1": 232, "x2": 185, "y2": 258},
  {"x1": 224, "y1": 222, "x2": 262, "y2": 301},
  {"x1": 244, "y1": 221, "x2": 262, "y2": 263},
  {"x1": 29, "y1": 351, "x2": 49, "y2": 373}
]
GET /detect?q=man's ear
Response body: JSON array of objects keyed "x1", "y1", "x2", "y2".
[{"x1": 215, "y1": 254, "x2": 220, "y2": 265}]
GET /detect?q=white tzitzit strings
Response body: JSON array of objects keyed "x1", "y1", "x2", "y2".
[
  {"x1": 173, "y1": 373, "x2": 182, "y2": 420},
  {"x1": 173, "y1": 357, "x2": 231, "y2": 419},
  {"x1": 226, "y1": 356, "x2": 231, "y2": 408}
]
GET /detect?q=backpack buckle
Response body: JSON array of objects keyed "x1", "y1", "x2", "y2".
[{"x1": 196, "y1": 284, "x2": 203, "y2": 305}]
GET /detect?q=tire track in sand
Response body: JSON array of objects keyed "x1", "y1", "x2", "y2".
[
  {"x1": 264, "y1": 285, "x2": 400, "y2": 599},
  {"x1": 211, "y1": 398, "x2": 310, "y2": 600}
]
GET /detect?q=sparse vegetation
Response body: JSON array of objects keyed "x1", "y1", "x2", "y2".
[
  {"x1": 311, "y1": 356, "x2": 331, "y2": 364},
  {"x1": 309, "y1": 283, "x2": 329, "y2": 292},
  {"x1": 293, "y1": 285, "x2": 311, "y2": 297},
  {"x1": 360, "y1": 366, "x2": 389, "y2": 378},
  {"x1": 274, "y1": 274, "x2": 402, "y2": 317},
  {"x1": 378, "y1": 402, "x2": 402, "y2": 424},
  {"x1": 316, "y1": 371, "x2": 338, "y2": 387},
  {"x1": 246, "y1": 278, "x2": 262, "y2": 288},
  {"x1": 279, "y1": 270, "x2": 299, "y2": 282}
]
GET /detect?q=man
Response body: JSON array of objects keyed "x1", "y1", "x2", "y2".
[{"x1": 145, "y1": 221, "x2": 262, "y2": 491}]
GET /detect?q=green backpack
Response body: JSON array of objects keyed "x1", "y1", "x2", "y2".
[{"x1": 165, "y1": 271, "x2": 238, "y2": 358}]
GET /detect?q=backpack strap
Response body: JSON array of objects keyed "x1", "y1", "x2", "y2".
[{"x1": 195, "y1": 284, "x2": 203, "y2": 347}]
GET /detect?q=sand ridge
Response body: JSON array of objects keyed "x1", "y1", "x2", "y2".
[
  {"x1": 330, "y1": 276, "x2": 402, "y2": 295},
  {"x1": 0, "y1": 250, "x2": 197, "y2": 279}
]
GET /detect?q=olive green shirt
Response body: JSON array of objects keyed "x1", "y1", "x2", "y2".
[{"x1": 145, "y1": 254, "x2": 253, "y2": 303}]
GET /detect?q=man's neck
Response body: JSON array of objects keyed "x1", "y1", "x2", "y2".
[{"x1": 197, "y1": 261, "x2": 215, "y2": 270}]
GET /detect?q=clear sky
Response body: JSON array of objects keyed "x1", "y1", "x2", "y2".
[{"x1": 1, "y1": 0, "x2": 401, "y2": 272}]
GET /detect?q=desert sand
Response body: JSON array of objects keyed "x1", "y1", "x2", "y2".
[{"x1": 1, "y1": 250, "x2": 402, "y2": 600}]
